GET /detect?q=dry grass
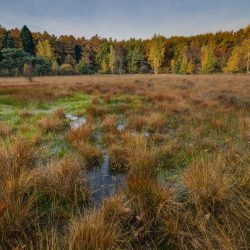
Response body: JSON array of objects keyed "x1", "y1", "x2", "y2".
[
  {"x1": 109, "y1": 144, "x2": 130, "y2": 171},
  {"x1": 0, "y1": 138, "x2": 37, "y2": 248},
  {"x1": 0, "y1": 122, "x2": 11, "y2": 137},
  {"x1": 77, "y1": 143, "x2": 103, "y2": 168},
  {"x1": 18, "y1": 110, "x2": 33, "y2": 118},
  {"x1": 144, "y1": 112, "x2": 167, "y2": 133},
  {"x1": 37, "y1": 116, "x2": 66, "y2": 133},
  {"x1": 0, "y1": 74, "x2": 249, "y2": 249},
  {"x1": 67, "y1": 122, "x2": 93, "y2": 146},
  {"x1": 33, "y1": 156, "x2": 89, "y2": 204},
  {"x1": 101, "y1": 115, "x2": 118, "y2": 133},
  {"x1": 127, "y1": 115, "x2": 146, "y2": 131},
  {"x1": 54, "y1": 108, "x2": 65, "y2": 119},
  {"x1": 68, "y1": 209, "x2": 128, "y2": 250}
]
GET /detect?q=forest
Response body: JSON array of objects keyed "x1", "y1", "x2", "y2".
[{"x1": 0, "y1": 24, "x2": 249, "y2": 76}]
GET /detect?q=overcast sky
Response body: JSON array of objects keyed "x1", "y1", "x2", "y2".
[{"x1": 0, "y1": 0, "x2": 249, "y2": 40}]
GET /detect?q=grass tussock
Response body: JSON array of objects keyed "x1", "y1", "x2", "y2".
[
  {"x1": 33, "y1": 156, "x2": 89, "y2": 204},
  {"x1": 18, "y1": 110, "x2": 33, "y2": 119},
  {"x1": 68, "y1": 209, "x2": 128, "y2": 250},
  {"x1": 109, "y1": 144, "x2": 129, "y2": 171},
  {"x1": 77, "y1": 143, "x2": 103, "y2": 168},
  {"x1": 54, "y1": 108, "x2": 65, "y2": 119},
  {"x1": 0, "y1": 138, "x2": 37, "y2": 248},
  {"x1": 0, "y1": 122, "x2": 11, "y2": 137},
  {"x1": 101, "y1": 115, "x2": 118, "y2": 133},
  {"x1": 67, "y1": 121, "x2": 93, "y2": 146},
  {"x1": 37, "y1": 115, "x2": 66, "y2": 133}
]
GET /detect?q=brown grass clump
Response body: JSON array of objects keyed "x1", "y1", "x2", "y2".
[
  {"x1": 54, "y1": 108, "x2": 65, "y2": 119},
  {"x1": 18, "y1": 110, "x2": 33, "y2": 118},
  {"x1": 101, "y1": 115, "x2": 118, "y2": 133},
  {"x1": 67, "y1": 122, "x2": 93, "y2": 146},
  {"x1": 127, "y1": 115, "x2": 146, "y2": 131},
  {"x1": 0, "y1": 122, "x2": 11, "y2": 137},
  {"x1": 144, "y1": 112, "x2": 166, "y2": 133},
  {"x1": 86, "y1": 105, "x2": 107, "y2": 118},
  {"x1": 239, "y1": 116, "x2": 250, "y2": 141},
  {"x1": 67, "y1": 120, "x2": 102, "y2": 168},
  {"x1": 0, "y1": 138, "x2": 37, "y2": 248},
  {"x1": 109, "y1": 144, "x2": 129, "y2": 171},
  {"x1": 102, "y1": 132, "x2": 120, "y2": 146},
  {"x1": 33, "y1": 156, "x2": 89, "y2": 204},
  {"x1": 158, "y1": 156, "x2": 250, "y2": 250},
  {"x1": 37, "y1": 116, "x2": 65, "y2": 133},
  {"x1": 0, "y1": 137, "x2": 35, "y2": 168},
  {"x1": 78, "y1": 143, "x2": 103, "y2": 168},
  {"x1": 124, "y1": 133, "x2": 158, "y2": 174},
  {"x1": 184, "y1": 158, "x2": 232, "y2": 208},
  {"x1": 68, "y1": 209, "x2": 128, "y2": 250}
]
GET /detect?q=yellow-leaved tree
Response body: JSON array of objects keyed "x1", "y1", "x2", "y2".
[
  {"x1": 201, "y1": 46, "x2": 217, "y2": 73},
  {"x1": 224, "y1": 38, "x2": 250, "y2": 73},
  {"x1": 36, "y1": 40, "x2": 54, "y2": 61},
  {"x1": 147, "y1": 35, "x2": 166, "y2": 74}
]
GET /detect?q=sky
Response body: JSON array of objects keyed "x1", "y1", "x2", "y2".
[{"x1": 0, "y1": 0, "x2": 249, "y2": 40}]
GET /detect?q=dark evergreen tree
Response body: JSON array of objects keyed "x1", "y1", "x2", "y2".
[
  {"x1": 2, "y1": 30, "x2": 15, "y2": 49},
  {"x1": 74, "y1": 45, "x2": 82, "y2": 63},
  {"x1": 20, "y1": 25, "x2": 35, "y2": 56}
]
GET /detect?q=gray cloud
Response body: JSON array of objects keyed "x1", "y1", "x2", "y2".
[{"x1": 0, "y1": 0, "x2": 249, "y2": 39}]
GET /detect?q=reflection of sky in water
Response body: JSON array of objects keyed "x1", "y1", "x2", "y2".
[
  {"x1": 87, "y1": 154, "x2": 125, "y2": 206},
  {"x1": 65, "y1": 113, "x2": 87, "y2": 129}
]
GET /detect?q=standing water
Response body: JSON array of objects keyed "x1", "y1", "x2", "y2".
[
  {"x1": 65, "y1": 113, "x2": 87, "y2": 129},
  {"x1": 66, "y1": 114, "x2": 126, "y2": 206},
  {"x1": 87, "y1": 154, "x2": 125, "y2": 206}
]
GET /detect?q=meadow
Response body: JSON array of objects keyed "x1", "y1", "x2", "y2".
[{"x1": 0, "y1": 74, "x2": 249, "y2": 249}]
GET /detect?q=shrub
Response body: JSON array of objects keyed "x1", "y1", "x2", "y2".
[{"x1": 60, "y1": 63, "x2": 74, "y2": 75}]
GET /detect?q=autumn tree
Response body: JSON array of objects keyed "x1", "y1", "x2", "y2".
[
  {"x1": 10, "y1": 28, "x2": 22, "y2": 48},
  {"x1": 180, "y1": 55, "x2": 188, "y2": 74},
  {"x1": 224, "y1": 46, "x2": 241, "y2": 73},
  {"x1": 65, "y1": 54, "x2": 76, "y2": 66},
  {"x1": 171, "y1": 59, "x2": 180, "y2": 74},
  {"x1": 225, "y1": 38, "x2": 250, "y2": 73},
  {"x1": 36, "y1": 40, "x2": 54, "y2": 61},
  {"x1": 20, "y1": 25, "x2": 35, "y2": 56},
  {"x1": 109, "y1": 44, "x2": 117, "y2": 74},
  {"x1": 201, "y1": 46, "x2": 217, "y2": 73},
  {"x1": 147, "y1": 35, "x2": 166, "y2": 73},
  {"x1": 97, "y1": 42, "x2": 110, "y2": 73},
  {"x1": 187, "y1": 59, "x2": 195, "y2": 74},
  {"x1": 51, "y1": 61, "x2": 60, "y2": 75}
]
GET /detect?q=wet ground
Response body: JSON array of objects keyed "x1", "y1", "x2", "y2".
[{"x1": 66, "y1": 113, "x2": 126, "y2": 206}]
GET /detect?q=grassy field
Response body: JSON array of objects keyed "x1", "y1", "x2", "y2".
[{"x1": 0, "y1": 74, "x2": 249, "y2": 249}]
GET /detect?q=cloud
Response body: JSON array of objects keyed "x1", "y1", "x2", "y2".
[{"x1": 0, "y1": 0, "x2": 249, "y2": 40}]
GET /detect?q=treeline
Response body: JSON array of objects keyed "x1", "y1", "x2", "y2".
[{"x1": 0, "y1": 24, "x2": 249, "y2": 76}]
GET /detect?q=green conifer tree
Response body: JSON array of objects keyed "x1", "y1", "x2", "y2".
[{"x1": 20, "y1": 25, "x2": 35, "y2": 56}]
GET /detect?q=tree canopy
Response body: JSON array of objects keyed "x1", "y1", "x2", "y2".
[{"x1": 0, "y1": 24, "x2": 249, "y2": 76}]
